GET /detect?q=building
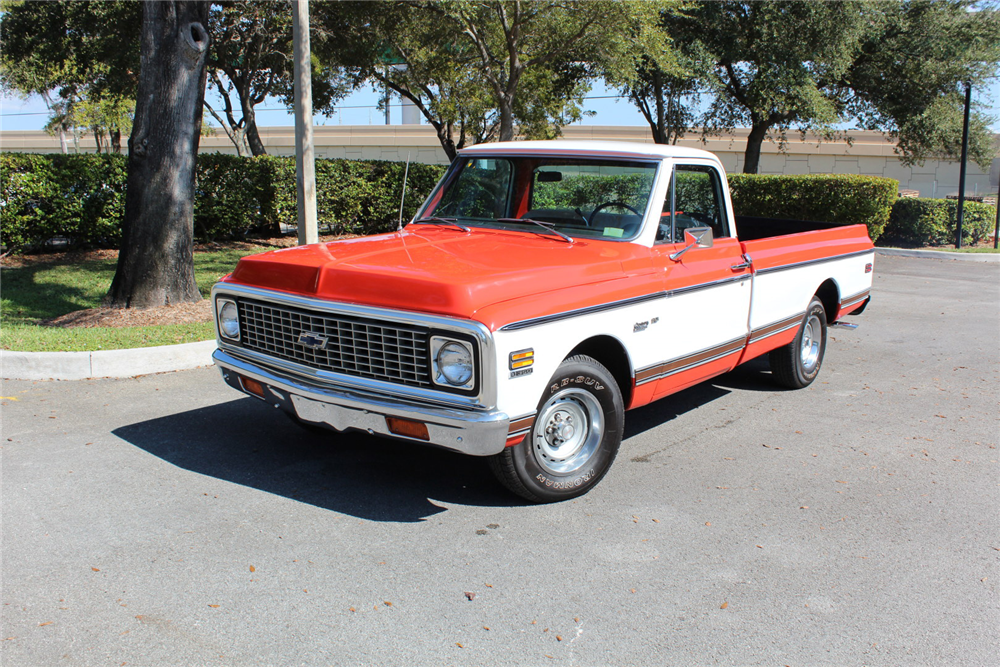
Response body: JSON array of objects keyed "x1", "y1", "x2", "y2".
[{"x1": 2, "y1": 125, "x2": 998, "y2": 200}]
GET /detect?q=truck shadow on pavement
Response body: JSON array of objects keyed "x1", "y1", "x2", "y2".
[
  {"x1": 113, "y1": 358, "x2": 781, "y2": 522},
  {"x1": 112, "y1": 398, "x2": 520, "y2": 523}
]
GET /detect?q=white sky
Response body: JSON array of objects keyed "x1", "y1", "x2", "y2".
[{"x1": 2, "y1": 78, "x2": 998, "y2": 134}]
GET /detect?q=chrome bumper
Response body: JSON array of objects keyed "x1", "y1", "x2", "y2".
[{"x1": 213, "y1": 349, "x2": 509, "y2": 456}]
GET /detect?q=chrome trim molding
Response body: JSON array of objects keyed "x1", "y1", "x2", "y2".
[
  {"x1": 754, "y1": 249, "x2": 874, "y2": 276},
  {"x1": 634, "y1": 335, "x2": 747, "y2": 386},
  {"x1": 507, "y1": 414, "x2": 537, "y2": 438},
  {"x1": 840, "y1": 288, "x2": 871, "y2": 308},
  {"x1": 215, "y1": 349, "x2": 509, "y2": 457},
  {"x1": 499, "y1": 274, "x2": 750, "y2": 332},
  {"x1": 212, "y1": 283, "x2": 497, "y2": 409},
  {"x1": 748, "y1": 311, "x2": 805, "y2": 345},
  {"x1": 500, "y1": 292, "x2": 666, "y2": 332}
]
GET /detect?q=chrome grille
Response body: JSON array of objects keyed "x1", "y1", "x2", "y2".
[{"x1": 239, "y1": 299, "x2": 431, "y2": 387}]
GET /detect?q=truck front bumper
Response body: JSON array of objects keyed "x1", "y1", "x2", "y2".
[{"x1": 213, "y1": 349, "x2": 510, "y2": 456}]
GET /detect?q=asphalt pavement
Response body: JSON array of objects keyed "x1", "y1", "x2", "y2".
[{"x1": 2, "y1": 254, "x2": 998, "y2": 666}]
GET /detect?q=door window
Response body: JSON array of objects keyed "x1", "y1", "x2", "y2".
[{"x1": 656, "y1": 165, "x2": 730, "y2": 244}]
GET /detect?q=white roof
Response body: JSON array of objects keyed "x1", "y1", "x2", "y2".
[{"x1": 458, "y1": 140, "x2": 718, "y2": 162}]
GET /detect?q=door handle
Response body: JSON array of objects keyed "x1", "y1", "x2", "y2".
[{"x1": 730, "y1": 254, "x2": 752, "y2": 271}]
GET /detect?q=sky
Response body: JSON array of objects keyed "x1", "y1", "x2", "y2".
[{"x1": 2, "y1": 78, "x2": 999, "y2": 134}]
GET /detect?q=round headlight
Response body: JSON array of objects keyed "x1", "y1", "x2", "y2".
[
  {"x1": 436, "y1": 341, "x2": 473, "y2": 386},
  {"x1": 219, "y1": 301, "x2": 240, "y2": 339}
]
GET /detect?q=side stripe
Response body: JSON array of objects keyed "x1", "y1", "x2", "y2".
[
  {"x1": 507, "y1": 414, "x2": 536, "y2": 437},
  {"x1": 499, "y1": 275, "x2": 750, "y2": 332},
  {"x1": 748, "y1": 312, "x2": 804, "y2": 344},
  {"x1": 635, "y1": 336, "x2": 747, "y2": 386},
  {"x1": 754, "y1": 249, "x2": 873, "y2": 276},
  {"x1": 839, "y1": 288, "x2": 870, "y2": 308}
]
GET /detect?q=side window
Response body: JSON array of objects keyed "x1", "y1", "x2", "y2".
[{"x1": 656, "y1": 165, "x2": 730, "y2": 243}]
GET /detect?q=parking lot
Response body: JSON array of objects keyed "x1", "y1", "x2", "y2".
[{"x1": 3, "y1": 254, "x2": 998, "y2": 666}]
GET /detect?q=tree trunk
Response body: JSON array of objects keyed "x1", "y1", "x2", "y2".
[
  {"x1": 742, "y1": 121, "x2": 770, "y2": 174},
  {"x1": 498, "y1": 95, "x2": 515, "y2": 142},
  {"x1": 111, "y1": 129, "x2": 122, "y2": 154},
  {"x1": 243, "y1": 102, "x2": 267, "y2": 156},
  {"x1": 106, "y1": 1, "x2": 210, "y2": 309}
]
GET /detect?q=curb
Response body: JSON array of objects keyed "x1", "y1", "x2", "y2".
[
  {"x1": 875, "y1": 247, "x2": 1000, "y2": 263},
  {"x1": 2, "y1": 340, "x2": 216, "y2": 381}
]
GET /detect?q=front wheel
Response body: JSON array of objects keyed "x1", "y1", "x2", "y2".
[
  {"x1": 489, "y1": 355, "x2": 623, "y2": 502},
  {"x1": 770, "y1": 296, "x2": 827, "y2": 389}
]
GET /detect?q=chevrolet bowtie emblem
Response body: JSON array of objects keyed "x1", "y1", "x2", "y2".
[{"x1": 297, "y1": 332, "x2": 328, "y2": 349}]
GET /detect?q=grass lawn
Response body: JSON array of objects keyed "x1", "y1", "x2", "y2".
[{"x1": 2, "y1": 246, "x2": 267, "y2": 352}]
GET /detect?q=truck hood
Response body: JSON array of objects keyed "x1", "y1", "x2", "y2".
[{"x1": 227, "y1": 227, "x2": 646, "y2": 319}]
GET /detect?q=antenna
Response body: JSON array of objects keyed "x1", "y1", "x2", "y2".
[{"x1": 397, "y1": 153, "x2": 411, "y2": 232}]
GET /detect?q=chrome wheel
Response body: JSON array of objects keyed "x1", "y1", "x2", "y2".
[
  {"x1": 533, "y1": 388, "x2": 603, "y2": 474},
  {"x1": 800, "y1": 313, "x2": 822, "y2": 373}
]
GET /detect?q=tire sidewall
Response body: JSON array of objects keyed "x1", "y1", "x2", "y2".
[
  {"x1": 796, "y1": 298, "x2": 827, "y2": 385},
  {"x1": 510, "y1": 358, "x2": 623, "y2": 501}
]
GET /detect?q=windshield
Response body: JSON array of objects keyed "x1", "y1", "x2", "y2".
[{"x1": 414, "y1": 156, "x2": 658, "y2": 241}]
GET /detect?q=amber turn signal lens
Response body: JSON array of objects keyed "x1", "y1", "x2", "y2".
[
  {"x1": 240, "y1": 376, "x2": 266, "y2": 399},
  {"x1": 386, "y1": 417, "x2": 430, "y2": 441}
]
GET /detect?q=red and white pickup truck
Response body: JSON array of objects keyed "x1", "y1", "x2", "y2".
[{"x1": 212, "y1": 141, "x2": 873, "y2": 502}]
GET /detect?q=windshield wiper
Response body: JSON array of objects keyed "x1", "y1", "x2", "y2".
[
  {"x1": 411, "y1": 217, "x2": 470, "y2": 232},
  {"x1": 496, "y1": 217, "x2": 573, "y2": 244}
]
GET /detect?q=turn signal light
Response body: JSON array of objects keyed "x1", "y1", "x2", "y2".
[
  {"x1": 509, "y1": 348, "x2": 535, "y2": 370},
  {"x1": 386, "y1": 417, "x2": 430, "y2": 441},
  {"x1": 240, "y1": 375, "x2": 266, "y2": 399}
]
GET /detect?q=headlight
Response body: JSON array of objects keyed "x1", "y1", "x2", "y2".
[
  {"x1": 217, "y1": 299, "x2": 240, "y2": 340},
  {"x1": 431, "y1": 337, "x2": 475, "y2": 389}
]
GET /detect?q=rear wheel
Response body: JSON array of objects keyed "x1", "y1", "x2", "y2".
[
  {"x1": 489, "y1": 355, "x2": 623, "y2": 502},
  {"x1": 770, "y1": 296, "x2": 827, "y2": 389}
]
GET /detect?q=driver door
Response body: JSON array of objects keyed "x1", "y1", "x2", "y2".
[{"x1": 643, "y1": 163, "x2": 752, "y2": 399}]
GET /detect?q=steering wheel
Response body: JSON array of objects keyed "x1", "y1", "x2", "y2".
[{"x1": 590, "y1": 201, "x2": 641, "y2": 225}]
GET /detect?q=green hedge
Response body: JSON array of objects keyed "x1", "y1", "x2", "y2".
[
  {"x1": 1, "y1": 153, "x2": 129, "y2": 252},
  {"x1": 881, "y1": 197, "x2": 997, "y2": 246},
  {"x1": 728, "y1": 173, "x2": 899, "y2": 241},
  {"x1": 1, "y1": 152, "x2": 446, "y2": 253}
]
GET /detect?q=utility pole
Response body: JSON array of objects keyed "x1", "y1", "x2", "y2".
[
  {"x1": 293, "y1": 0, "x2": 318, "y2": 245},
  {"x1": 955, "y1": 81, "x2": 972, "y2": 249}
]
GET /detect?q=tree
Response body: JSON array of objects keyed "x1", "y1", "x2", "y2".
[
  {"x1": 668, "y1": 1, "x2": 875, "y2": 174},
  {"x1": 663, "y1": 0, "x2": 1000, "y2": 174},
  {"x1": 205, "y1": 0, "x2": 348, "y2": 156},
  {"x1": 0, "y1": 0, "x2": 141, "y2": 153},
  {"x1": 846, "y1": 0, "x2": 1000, "y2": 170},
  {"x1": 314, "y1": 1, "x2": 499, "y2": 161},
  {"x1": 428, "y1": 0, "x2": 669, "y2": 143},
  {"x1": 315, "y1": 1, "x2": 674, "y2": 160},
  {"x1": 106, "y1": 1, "x2": 210, "y2": 309}
]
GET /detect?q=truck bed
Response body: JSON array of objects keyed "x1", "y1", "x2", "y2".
[{"x1": 734, "y1": 215, "x2": 851, "y2": 242}]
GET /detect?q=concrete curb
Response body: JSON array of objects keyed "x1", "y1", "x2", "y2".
[
  {"x1": 2, "y1": 340, "x2": 216, "y2": 381},
  {"x1": 876, "y1": 247, "x2": 1000, "y2": 262}
]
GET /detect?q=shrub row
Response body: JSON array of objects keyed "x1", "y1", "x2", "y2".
[
  {"x1": 1, "y1": 152, "x2": 445, "y2": 253},
  {"x1": 728, "y1": 173, "x2": 899, "y2": 241},
  {"x1": 880, "y1": 197, "x2": 997, "y2": 247},
  {"x1": 6, "y1": 153, "x2": 989, "y2": 252}
]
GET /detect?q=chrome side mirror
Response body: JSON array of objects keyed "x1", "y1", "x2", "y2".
[{"x1": 669, "y1": 226, "x2": 714, "y2": 261}]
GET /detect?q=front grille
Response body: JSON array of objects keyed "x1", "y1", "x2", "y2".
[{"x1": 239, "y1": 299, "x2": 431, "y2": 387}]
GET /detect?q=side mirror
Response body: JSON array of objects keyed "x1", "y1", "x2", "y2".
[{"x1": 669, "y1": 226, "x2": 713, "y2": 261}]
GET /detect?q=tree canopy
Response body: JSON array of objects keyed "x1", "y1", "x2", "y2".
[
  {"x1": 628, "y1": 0, "x2": 1000, "y2": 173},
  {"x1": 206, "y1": 0, "x2": 349, "y2": 156},
  {"x1": 0, "y1": 0, "x2": 141, "y2": 152},
  {"x1": 314, "y1": 0, "x2": 676, "y2": 161}
]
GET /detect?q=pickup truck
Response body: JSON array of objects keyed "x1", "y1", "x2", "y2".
[{"x1": 212, "y1": 141, "x2": 873, "y2": 502}]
